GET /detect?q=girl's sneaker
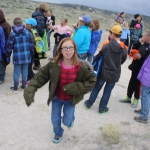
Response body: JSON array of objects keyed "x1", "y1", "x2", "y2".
[
  {"x1": 53, "y1": 135, "x2": 61, "y2": 143},
  {"x1": 10, "y1": 87, "x2": 18, "y2": 92}
]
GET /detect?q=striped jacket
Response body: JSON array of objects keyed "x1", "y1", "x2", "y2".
[{"x1": 6, "y1": 25, "x2": 34, "y2": 64}]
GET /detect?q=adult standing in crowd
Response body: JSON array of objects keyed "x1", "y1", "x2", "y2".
[
  {"x1": 32, "y1": 3, "x2": 50, "y2": 70},
  {"x1": 73, "y1": 15, "x2": 91, "y2": 60},
  {"x1": 45, "y1": 8, "x2": 55, "y2": 50},
  {"x1": 0, "y1": 9, "x2": 11, "y2": 84}
]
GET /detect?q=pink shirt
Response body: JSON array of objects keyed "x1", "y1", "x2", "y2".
[{"x1": 51, "y1": 25, "x2": 73, "y2": 34}]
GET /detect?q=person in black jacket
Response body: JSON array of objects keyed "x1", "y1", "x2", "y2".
[
  {"x1": 44, "y1": 8, "x2": 55, "y2": 50},
  {"x1": 120, "y1": 31, "x2": 150, "y2": 108},
  {"x1": 84, "y1": 25, "x2": 127, "y2": 114},
  {"x1": 32, "y1": 3, "x2": 50, "y2": 70}
]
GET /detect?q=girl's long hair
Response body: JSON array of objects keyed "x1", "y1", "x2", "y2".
[{"x1": 53, "y1": 38, "x2": 79, "y2": 66}]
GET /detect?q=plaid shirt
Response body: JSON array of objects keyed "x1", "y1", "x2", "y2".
[{"x1": 6, "y1": 25, "x2": 34, "y2": 64}]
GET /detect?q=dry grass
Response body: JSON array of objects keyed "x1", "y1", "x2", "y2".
[{"x1": 101, "y1": 123, "x2": 121, "y2": 145}]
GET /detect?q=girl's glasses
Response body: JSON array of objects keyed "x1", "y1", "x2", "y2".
[{"x1": 61, "y1": 46, "x2": 74, "y2": 51}]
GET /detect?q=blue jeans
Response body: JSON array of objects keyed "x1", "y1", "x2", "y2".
[
  {"x1": 78, "y1": 53, "x2": 87, "y2": 60},
  {"x1": 86, "y1": 78, "x2": 115, "y2": 110},
  {"x1": 13, "y1": 64, "x2": 28, "y2": 89},
  {"x1": 0, "y1": 62, "x2": 6, "y2": 81},
  {"x1": 47, "y1": 31, "x2": 52, "y2": 47},
  {"x1": 53, "y1": 43, "x2": 58, "y2": 57},
  {"x1": 87, "y1": 53, "x2": 93, "y2": 63},
  {"x1": 140, "y1": 85, "x2": 150, "y2": 120},
  {"x1": 51, "y1": 97, "x2": 75, "y2": 137}
]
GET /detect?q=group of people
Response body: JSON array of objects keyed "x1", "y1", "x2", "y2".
[{"x1": 0, "y1": 3, "x2": 150, "y2": 144}]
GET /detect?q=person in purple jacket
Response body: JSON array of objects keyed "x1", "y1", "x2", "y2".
[
  {"x1": 87, "y1": 20, "x2": 102, "y2": 63},
  {"x1": 6, "y1": 17, "x2": 34, "y2": 92}
]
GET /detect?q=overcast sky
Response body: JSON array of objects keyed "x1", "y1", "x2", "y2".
[
  {"x1": 34, "y1": 0, "x2": 150, "y2": 16},
  {"x1": 36, "y1": 0, "x2": 150, "y2": 16}
]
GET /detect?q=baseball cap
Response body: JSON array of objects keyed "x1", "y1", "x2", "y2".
[
  {"x1": 110, "y1": 25, "x2": 122, "y2": 34},
  {"x1": 135, "y1": 23, "x2": 141, "y2": 29},
  {"x1": 24, "y1": 18, "x2": 37, "y2": 26},
  {"x1": 79, "y1": 15, "x2": 91, "y2": 24}
]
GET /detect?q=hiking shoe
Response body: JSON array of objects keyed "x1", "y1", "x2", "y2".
[
  {"x1": 53, "y1": 135, "x2": 61, "y2": 143},
  {"x1": 134, "y1": 109, "x2": 141, "y2": 114},
  {"x1": 131, "y1": 98, "x2": 138, "y2": 108},
  {"x1": 120, "y1": 96, "x2": 131, "y2": 103},
  {"x1": 98, "y1": 107, "x2": 109, "y2": 114},
  {"x1": 134, "y1": 116, "x2": 149, "y2": 124},
  {"x1": 20, "y1": 86, "x2": 26, "y2": 89},
  {"x1": 10, "y1": 87, "x2": 18, "y2": 92},
  {"x1": 84, "y1": 101, "x2": 90, "y2": 110}
]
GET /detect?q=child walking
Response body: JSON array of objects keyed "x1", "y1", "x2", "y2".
[
  {"x1": 24, "y1": 38, "x2": 96, "y2": 143},
  {"x1": 6, "y1": 17, "x2": 34, "y2": 92}
]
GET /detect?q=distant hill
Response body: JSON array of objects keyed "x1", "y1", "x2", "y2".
[{"x1": 1, "y1": 0, "x2": 150, "y2": 30}]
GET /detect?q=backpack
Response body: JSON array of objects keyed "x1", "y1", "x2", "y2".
[
  {"x1": 130, "y1": 29, "x2": 140, "y2": 42},
  {"x1": 137, "y1": 55, "x2": 150, "y2": 87},
  {"x1": 92, "y1": 52, "x2": 103, "y2": 77},
  {"x1": 41, "y1": 29, "x2": 48, "y2": 52},
  {"x1": 30, "y1": 29, "x2": 44, "y2": 54}
]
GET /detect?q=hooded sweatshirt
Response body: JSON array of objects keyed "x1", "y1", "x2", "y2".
[
  {"x1": 0, "y1": 9, "x2": 11, "y2": 40},
  {"x1": 6, "y1": 25, "x2": 34, "y2": 64},
  {"x1": 99, "y1": 40, "x2": 127, "y2": 82}
]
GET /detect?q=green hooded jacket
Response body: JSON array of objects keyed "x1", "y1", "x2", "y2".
[{"x1": 24, "y1": 60, "x2": 96, "y2": 106}]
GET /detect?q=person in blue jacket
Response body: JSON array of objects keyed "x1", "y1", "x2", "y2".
[
  {"x1": 0, "y1": 26, "x2": 6, "y2": 84},
  {"x1": 73, "y1": 15, "x2": 91, "y2": 60},
  {"x1": 87, "y1": 20, "x2": 102, "y2": 63}
]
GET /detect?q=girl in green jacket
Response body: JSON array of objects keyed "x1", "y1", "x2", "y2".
[{"x1": 24, "y1": 38, "x2": 96, "y2": 143}]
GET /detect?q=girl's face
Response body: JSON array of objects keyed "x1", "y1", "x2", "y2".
[
  {"x1": 44, "y1": 10, "x2": 52, "y2": 17},
  {"x1": 26, "y1": 24, "x2": 32, "y2": 29},
  {"x1": 121, "y1": 13, "x2": 125, "y2": 18},
  {"x1": 61, "y1": 19, "x2": 66, "y2": 26},
  {"x1": 79, "y1": 20, "x2": 84, "y2": 26},
  {"x1": 61, "y1": 41, "x2": 75, "y2": 60}
]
